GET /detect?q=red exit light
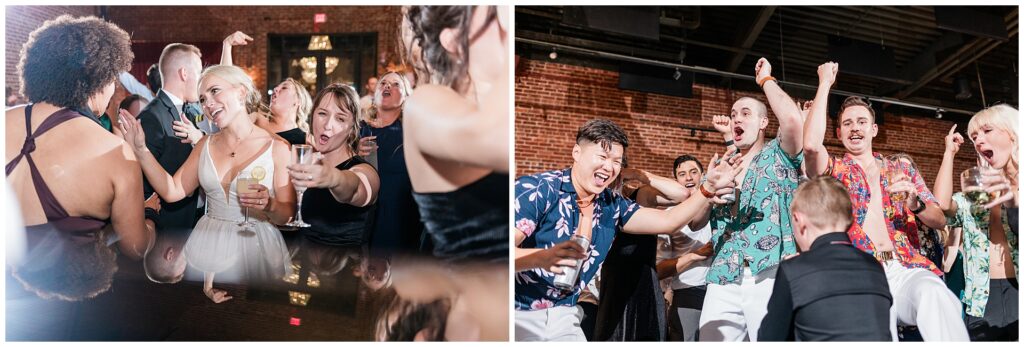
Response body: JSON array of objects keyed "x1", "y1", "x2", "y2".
[
  {"x1": 314, "y1": 13, "x2": 327, "y2": 24},
  {"x1": 290, "y1": 317, "x2": 301, "y2": 326}
]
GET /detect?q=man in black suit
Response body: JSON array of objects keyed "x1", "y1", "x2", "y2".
[
  {"x1": 137, "y1": 43, "x2": 204, "y2": 233},
  {"x1": 759, "y1": 176, "x2": 893, "y2": 341}
]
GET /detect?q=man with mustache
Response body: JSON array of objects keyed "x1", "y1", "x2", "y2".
[{"x1": 802, "y1": 62, "x2": 968, "y2": 341}]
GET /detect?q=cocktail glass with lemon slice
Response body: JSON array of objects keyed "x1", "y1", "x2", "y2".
[{"x1": 236, "y1": 166, "x2": 266, "y2": 233}]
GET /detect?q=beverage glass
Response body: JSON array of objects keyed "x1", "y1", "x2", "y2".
[
  {"x1": 286, "y1": 144, "x2": 315, "y2": 228},
  {"x1": 886, "y1": 166, "x2": 909, "y2": 208},
  {"x1": 364, "y1": 138, "x2": 378, "y2": 169},
  {"x1": 236, "y1": 174, "x2": 258, "y2": 231},
  {"x1": 961, "y1": 167, "x2": 990, "y2": 206},
  {"x1": 552, "y1": 234, "x2": 591, "y2": 290}
]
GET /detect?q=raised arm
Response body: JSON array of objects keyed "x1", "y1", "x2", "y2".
[
  {"x1": 623, "y1": 168, "x2": 689, "y2": 208},
  {"x1": 934, "y1": 125, "x2": 963, "y2": 214},
  {"x1": 220, "y1": 31, "x2": 253, "y2": 67},
  {"x1": 755, "y1": 58, "x2": 804, "y2": 157},
  {"x1": 118, "y1": 110, "x2": 202, "y2": 203},
  {"x1": 623, "y1": 151, "x2": 741, "y2": 234},
  {"x1": 711, "y1": 114, "x2": 737, "y2": 153},
  {"x1": 403, "y1": 71, "x2": 509, "y2": 173},
  {"x1": 109, "y1": 145, "x2": 155, "y2": 260},
  {"x1": 802, "y1": 62, "x2": 839, "y2": 178}
]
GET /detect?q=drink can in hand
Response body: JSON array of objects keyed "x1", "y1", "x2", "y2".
[{"x1": 552, "y1": 234, "x2": 590, "y2": 290}]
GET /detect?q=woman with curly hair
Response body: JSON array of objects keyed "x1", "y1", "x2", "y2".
[
  {"x1": 5, "y1": 15, "x2": 155, "y2": 301},
  {"x1": 401, "y1": 5, "x2": 509, "y2": 262}
]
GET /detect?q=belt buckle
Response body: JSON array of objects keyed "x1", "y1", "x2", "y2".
[{"x1": 874, "y1": 251, "x2": 894, "y2": 262}]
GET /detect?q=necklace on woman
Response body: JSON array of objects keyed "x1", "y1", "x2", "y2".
[{"x1": 227, "y1": 126, "x2": 256, "y2": 158}]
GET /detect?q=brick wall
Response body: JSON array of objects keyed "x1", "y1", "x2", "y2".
[
  {"x1": 6, "y1": 6, "x2": 402, "y2": 102},
  {"x1": 106, "y1": 6, "x2": 403, "y2": 93},
  {"x1": 5, "y1": 6, "x2": 99, "y2": 95},
  {"x1": 515, "y1": 57, "x2": 981, "y2": 192}
]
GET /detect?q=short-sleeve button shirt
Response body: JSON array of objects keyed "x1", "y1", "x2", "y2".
[
  {"x1": 514, "y1": 168, "x2": 640, "y2": 310},
  {"x1": 707, "y1": 138, "x2": 802, "y2": 285},
  {"x1": 827, "y1": 152, "x2": 941, "y2": 275}
]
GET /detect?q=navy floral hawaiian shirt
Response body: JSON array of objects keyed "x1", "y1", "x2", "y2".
[{"x1": 514, "y1": 168, "x2": 640, "y2": 311}]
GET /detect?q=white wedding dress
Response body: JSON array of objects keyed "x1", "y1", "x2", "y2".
[{"x1": 183, "y1": 139, "x2": 292, "y2": 284}]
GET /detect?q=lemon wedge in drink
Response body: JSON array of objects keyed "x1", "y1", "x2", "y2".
[{"x1": 251, "y1": 166, "x2": 267, "y2": 182}]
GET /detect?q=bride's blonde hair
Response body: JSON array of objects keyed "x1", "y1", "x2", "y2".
[{"x1": 199, "y1": 65, "x2": 267, "y2": 115}]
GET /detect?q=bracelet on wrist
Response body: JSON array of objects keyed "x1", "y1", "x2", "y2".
[
  {"x1": 757, "y1": 76, "x2": 777, "y2": 88},
  {"x1": 699, "y1": 183, "x2": 715, "y2": 199},
  {"x1": 910, "y1": 200, "x2": 926, "y2": 214}
]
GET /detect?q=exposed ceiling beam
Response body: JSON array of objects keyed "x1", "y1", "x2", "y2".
[
  {"x1": 726, "y1": 6, "x2": 776, "y2": 72},
  {"x1": 659, "y1": 33, "x2": 773, "y2": 59},
  {"x1": 896, "y1": 8, "x2": 1017, "y2": 99},
  {"x1": 516, "y1": 30, "x2": 680, "y2": 62}
]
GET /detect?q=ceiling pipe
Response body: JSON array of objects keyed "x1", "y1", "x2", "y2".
[{"x1": 518, "y1": 37, "x2": 977, "y2": 116}]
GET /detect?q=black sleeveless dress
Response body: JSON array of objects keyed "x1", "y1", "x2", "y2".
[
  {"x1": 298, "y1": 156, "x2": 375, "y2": 246},
  {"x1": 412, "y1": 173, "x2": 508, "y2": 262},
  {"x1": 359, "y1": 120, "x2": 425, "y2": 253},
  {"x1": 276, "y1": 128, "x2": 307, "y2": 146},
  {"x1": 6, "y1": 104, "x2": 108, "y2": 234}
]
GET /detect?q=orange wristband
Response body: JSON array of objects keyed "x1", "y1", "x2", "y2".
[
  {"x1": 699, "y1": 183, "x2": 715, "y2": 199},
  {"x1": 758, "y1": 75, "x2": 777, "y2": 88}
]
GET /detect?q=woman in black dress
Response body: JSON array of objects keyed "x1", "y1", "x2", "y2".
[
  {"x1": 288, "y1": 83, "x2": 380, "y2": 246},
  {"x1": 358, "y1": 71, "x2": 426, "y2": 253},
  {"x1": 401, "y1": 6, "x2": 509, "y2": 262}
]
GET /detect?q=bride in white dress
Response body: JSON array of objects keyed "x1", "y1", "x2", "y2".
[{"x1": 119, "y1": 65, "x2": 295, "y2": 303}]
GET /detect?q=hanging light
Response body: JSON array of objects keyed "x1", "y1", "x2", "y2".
[
  {"x1": 954, "y1": 75, "x2": 972, "y2": 101},
  {"x1": 298, "y1": 56, "x2": 340, "y2": 84},
  {"x1": 308, "y1": 35, "x2": 333, "y2": 51}
]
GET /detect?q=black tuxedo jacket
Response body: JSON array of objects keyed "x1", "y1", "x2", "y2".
[{"x1": 138, "y1": 90, "x2": 200, "y2": 232}]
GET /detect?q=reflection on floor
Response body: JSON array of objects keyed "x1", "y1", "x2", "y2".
[
  {"x1": 7, "y1": 229, "x2": 510, "y2": 341},
  {"x1": 7, "y1": 232, "x2": 373, "y2": 341}
]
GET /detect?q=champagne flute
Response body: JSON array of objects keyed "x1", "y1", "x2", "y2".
[
  {"x1": 364, "y1": 138, "x2": 378, "y2": 169},
  {"x1": 286, "y1": 144, "x2": 315, "y2": 228},
  {"x1": 236, "y1": 171, "x2": 258, "y2": 232}
]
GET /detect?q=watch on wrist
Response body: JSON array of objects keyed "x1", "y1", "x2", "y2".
[{"x1": 910, "y1": 200, "x2": 926, "y2": 214}]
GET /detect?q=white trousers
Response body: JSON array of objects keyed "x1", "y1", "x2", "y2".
[
  {"x1": 514, "y1": 305, "x2": 587, "y2": 341},
  {"x1": 881, "y1": 260, "x2": 969, "y2": 341},
  {"x1": 698, "y1": 265, "x2": 777, "y2": 341}
]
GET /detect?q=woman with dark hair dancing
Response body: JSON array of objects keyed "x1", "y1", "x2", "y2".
[{"x1": 402, "y1": 5, "x2": 509, "y2": 262}]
